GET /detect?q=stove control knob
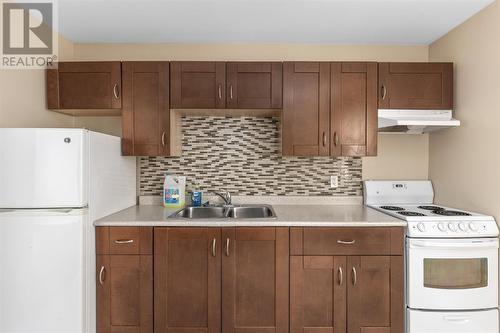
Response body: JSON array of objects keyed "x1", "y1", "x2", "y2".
[
  {"x1": 417, "y1": 223, "x2": 426, "y2": 232},
  {"x1": 459, "y1": 222, "x2": 467, "y2": 232},
  {"x1": 469, "y1": 222, "x2": 478, "y2": 232},
  {"x1": 437, "y1": 223, "x2": 447, "y2": 232},
  {"x1": 448, "y1": 223, "x2": 458, "y2": 232}
]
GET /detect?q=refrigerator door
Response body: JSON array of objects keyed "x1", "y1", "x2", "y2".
[
  {"x1": 0, "y1": 128, "x2": 88, "y2": 208},
  {"x1": 407, "y1": 308, "x2": 499, "y2": 333},
  {"x1": 0, "y1": 209, "x2": 86, "y2": 333}
]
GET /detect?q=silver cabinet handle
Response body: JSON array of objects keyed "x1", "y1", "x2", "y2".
[
  {"x1": 161, "y1": 131, "x2": 166, "y2": 147},
  {"x1": 229, "y1": 85, "x2": 234, "y2": 100},
  {"x1": 338, "y1": 267, "x2": 343, "y2": 286},
  {"x1": 322, "y1": 132, "x2": 326, "y2": 147},
  {"x1": 113, "y1": 84, "x2": 120, "y2": 99},
  {"x1": 333, "y1": 132, "x2": 339, "y2": 147},
  {"x1": 218, "y1": 84, "x2": 222, "y2": 100},
  {"x1": 98, "y1": 266, "x2": 106, "y2": 285},
  {"x1": 114, "y1": 239, "x2": 134, "y2": 244},
  {"x1": 352, "y1": 267, "x2": 357, "y2": 286},
  {"x1": 225, "y1": 238, "x2": 230, "y2": 257},
  {"x1": 381, "y1": 85, "x2": 387, "y2": 100},
  {"x1": 337, "y1": 239, "x2": 356, "y2": 245},
  {"x1": 211, "y1": 238, "x2": 217, "y2": 257}
]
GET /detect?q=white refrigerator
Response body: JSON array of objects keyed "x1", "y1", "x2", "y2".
[{"x1": 0, "y1": 128, "x2": 136, "y2": 333}]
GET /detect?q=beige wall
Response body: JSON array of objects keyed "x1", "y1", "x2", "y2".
[
  {"x1": 0, "y1": 35, "x2": 75, "y2": 128},
  {"x1": 72, "y1": 43, "x2": 431, "y2": 181},
  {"x1": 429, "y1": 1, "x2": 500, "y2": 218},
  {"x1": 363, "y1": 134, "x2": 429, "y2": 180}
]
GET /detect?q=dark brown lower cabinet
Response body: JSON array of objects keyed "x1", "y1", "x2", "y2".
[
  {"x1": 96, "y1": 254, "x2": 153, "y2": 333},
  {"x1": 153, "y1": 227, "x2": 289, "y2": 333},
  {"x1": 291, "y1": 255, "x2": 404, "y2": 333},
  {"x1": 154, "y1": 228, "x2": 221, "y2": 333},
  {"x1": 96, "y1": 226, "x2": 403, "y2": 333},
  {"x1": 347, "y1": 256, "x2": 404, "y2": 333},
  {"x1": 222, "y1": 227, "x2": 289, "y2": 333},
  {"x1": 291, "y1": 256, "x2": 347, "y2": 333}
]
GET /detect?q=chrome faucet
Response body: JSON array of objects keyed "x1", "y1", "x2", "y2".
[{"x1": 213, "y1": 190, "x2": 232, "y2": 206}]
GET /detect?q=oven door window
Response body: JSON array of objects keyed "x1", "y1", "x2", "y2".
[{"x1": 424, "y1": 258, "x2": 488, "y2": 289}]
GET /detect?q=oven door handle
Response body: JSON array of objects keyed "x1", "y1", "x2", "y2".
[
  {"x1": 410, "y1": 239, "x2": 499, "y2": 249},
  {"x1": 443, "y1": 315, "x2": 471, "y2": 324}
]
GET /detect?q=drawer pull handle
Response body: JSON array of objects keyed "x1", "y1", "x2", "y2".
[
  {"x1": 218, "y1": 84, "x2": 222, "y2": 100},
  {"x1": 114, "y1": 239, "x2": 134, "y2": 244},
  {"x1": 98, "y1": 266, "x2": 106, "y2": 285},
  {"x1": 352, "y1": 267, "x2": 357, "y2": 286},
  {"x1": 337, "y1": 239, "x2": 356, "y2": 245},
  {"x1": 211, "y1": 238, "x2": 217, "y2": 257},
  {"x1": 338, "y1": 267, "x2": 343, "y2": 286}
]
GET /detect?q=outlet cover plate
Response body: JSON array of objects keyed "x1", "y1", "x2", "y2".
[{"x1": 330, "y1": 175, "x2": 339, "y2": 188}]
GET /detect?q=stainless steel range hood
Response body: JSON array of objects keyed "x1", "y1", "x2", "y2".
[{"x1": 378, "y1": 109, "x2": 460, "y2": 134}]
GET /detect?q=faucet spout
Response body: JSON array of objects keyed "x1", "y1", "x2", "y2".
[{"x1": 214, "y1": 190, "x2": 232, "y2": 206}]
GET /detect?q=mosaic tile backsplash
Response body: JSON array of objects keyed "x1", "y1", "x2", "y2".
[{"x1": 139, "y1": 116, "x2": 362, "y2": 196}]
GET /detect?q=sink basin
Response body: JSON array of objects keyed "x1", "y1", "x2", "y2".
[
  {"x1": 170, "y1": 205, "x2": 277, "y2": 219},
  {"x1": 227, "y1": 206, "x2": 276, "y2": 219},
  {"x1": 172, "y1": 206, "x2": 226, "y2": 219}
]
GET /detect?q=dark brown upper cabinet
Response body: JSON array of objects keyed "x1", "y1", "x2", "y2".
[
  {"x1": 226, "y1": 62, "x2": 282, "y2": 109},
  {"x1": 46, "y1": 62, "x2": 122, "y2": 114},
  {"x1": 282, "y1": 62, "x2": 330, "y2": 156},
  {"x1": 170, "y1": 61, "x2": 226, "y2": 109},
  {"x1": 121, "y1": 62, "x2": 171, "y2": 156},
  {"x1": 331, "y1": 62, "x2": 378, "y2": 157},
  {"x1": 378, "y1": 62, "x2": 453, "y2": 110},
  {"x1": 171, "y1": 61, "x2": 283, "y2": 110},
  {"x1": 283, "y1": 62, "x2": 377, "y2": 157}
]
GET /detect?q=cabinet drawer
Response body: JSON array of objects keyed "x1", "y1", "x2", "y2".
[
  {"x1": 96, "y1": 227, "x2": 153, "y2": 255},
  {"x1": 290, "y1": 227, "x2": 403, "y2": 256}
]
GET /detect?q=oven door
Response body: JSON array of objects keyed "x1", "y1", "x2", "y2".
[{"x1": 407, "y1": 238, "x2": 498, "y2": 310}]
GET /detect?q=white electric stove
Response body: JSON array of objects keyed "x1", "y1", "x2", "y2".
[
  {"x1": 364, "y1": 180, "x2": 499, "y2": 238},
  {"x1": 364, "y1": 180, "x2": 499, "y2": 333}
]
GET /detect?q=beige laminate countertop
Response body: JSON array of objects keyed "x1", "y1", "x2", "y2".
[{"x1": 94, "y1": 204, "x2": 406, "y2": 227}]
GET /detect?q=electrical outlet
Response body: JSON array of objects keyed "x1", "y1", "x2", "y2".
[{"x1": 330, "y1": 175, "x2": 339, "y2": 188}]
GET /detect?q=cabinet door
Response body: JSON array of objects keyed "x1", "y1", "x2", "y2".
[
  {"x1": 347, "y1": 256, "x2": 404, "y2": 333},
  {"x1": 154, "y1": 228, "x2": 221, "y2": 333},
  {"x1": 226, "y1": 62, "x2": 282, "y2": 109},
  {"x1": 282, "y1": 62, "x2": 330, "y2": 156},
  {"x1": 96, "y1": 255, "x2": 153, "y2": 333},
  {"x1": 47, "y1": 61, "x2": 121, "y2": 109},
  {"x1": 170, "y1": 61, "x2": 226, "y2": 109},
  {"x1": 121, "y1": 62, "x2": 170, "y2": 156},
  {"x1": 378, "y1": 62, "x2": 453, "y2": 110},
  {"x1": 222, "y1": 228, "x2": 289, "y2": 333},
  {"x1": 290, "y1": 256, "x2": 347, "y2": 333},
  {"x1": 331, "y1": 62, "x2": 377, "y2": 157}
]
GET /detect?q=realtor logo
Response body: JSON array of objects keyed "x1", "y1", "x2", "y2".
[{"x1": 1, "y1": 1, "x2": 58, "y2": 69}]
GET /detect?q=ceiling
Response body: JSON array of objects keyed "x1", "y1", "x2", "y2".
[{"x1": 57, "y1": 0, "x2": 495, "y2": 44}]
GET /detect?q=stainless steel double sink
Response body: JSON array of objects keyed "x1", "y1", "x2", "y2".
[{"x1": 170, "y1": 205, "x2": 277, "y2": 219}]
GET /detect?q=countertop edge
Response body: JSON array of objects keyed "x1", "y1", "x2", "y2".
[{"x1": 94, "y1": 221, "x2": 407, "y2": 227}]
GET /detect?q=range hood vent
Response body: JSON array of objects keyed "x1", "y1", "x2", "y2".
[{"x1": 378, "y1": 109, "x2": 460, "y2": 134}]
